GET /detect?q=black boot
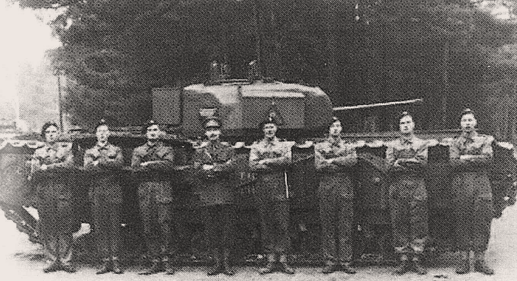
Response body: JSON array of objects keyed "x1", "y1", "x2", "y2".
[
  {"x1": 165, "y1": 258, "x2": 175, "y2": 275},
  {"x1": 139, "y1": 260, "x2": 163, "y2": 275},
  {"x1": 207, "y1": 250, "x2": 222, "y2": 276},
  {"x1": 340, "y1": 262, "x2": 356, "y2": 274},
  {"x1": 321, "y1": 262, "x2": 337, "y2": 274},
  {"x1": 474, "y1": 252, "x2": 494, "y2": 275},
  {"x1": 412, "y1": 256, "x2": 427, "y2": 275},
  {"x1": 393, "y1": 255, "x2": 410, "y2": 275},
  {"x1": 259, "y1": 254, "x2": 276, "y2": 275},
  {"x1": 61, "y1": 262, "x2": 76, "y2": 273},
  {"x1": 96, "y1": 259, "x2": 111, "y2": 275},
  {"x1": 279, "y1": 255, "x2": 295, "y2": 274},
  {"x1": 43, "y1": 261, "x2": 61, "y2": 273},
  {"x1": 222, "y1": 249, "x2": 235, "y2": 276},
  {"x1": 456, "y1": 251, "x2": 469, "y2": 274},
  {"x1": 112, "y1": 258, "x2": 123, "y2": 274}
]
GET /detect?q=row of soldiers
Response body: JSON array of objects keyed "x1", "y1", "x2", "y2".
[{"x1": 29, "y1": 108, "x2": 495, "y2": 276}]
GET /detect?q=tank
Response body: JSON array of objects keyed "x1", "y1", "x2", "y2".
[{"x1": 0, "y1": 79, "x2": 516, "y2": 264}]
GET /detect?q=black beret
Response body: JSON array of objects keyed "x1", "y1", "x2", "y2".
[
  {"x1": 259, "y1": 116, "x2": 278, "y2": 130},
  {"x1": 329, "y1": 116, "x2": 341, "y2": 127},
  {"x1": 203, "y1": 117, "x2": 222, "y2": 129},
  {"x1": 398, "y1": 111, "x2": 412, "y2": 121},
  {"x1": 95, "y1": 119, "x2": 108, "y2": 131},
  {"x1": 461, "y1": 108, "x2": 475, "y2": 117}
]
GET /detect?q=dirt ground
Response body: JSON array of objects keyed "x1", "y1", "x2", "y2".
[{"x1": 1, "y1": 205, "x2": 517, "y2": 281}]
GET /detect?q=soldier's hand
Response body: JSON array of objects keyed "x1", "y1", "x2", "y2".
[
  {"x1": 41, "y1": 164, "x2": 48, "y2": 170},
  {"x1": 203, "y1": 164, "x2": 214, "y2": 170}
]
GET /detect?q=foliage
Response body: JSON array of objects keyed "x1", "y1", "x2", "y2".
[{"x1": 12, "y1": 0, "x2": 517, "y2": 130}]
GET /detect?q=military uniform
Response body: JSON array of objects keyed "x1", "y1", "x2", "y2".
[
  {"x1": 386, "y1": 136, "x2": 428, "y2": 256},
  {"x1": 31, "y1": 142, "x2": 75, "y2": 270},
  {"x1": 249, "y1": 137, "x2": 292, "y2": 262},
  {"x1": 131, "y1": 141, "x2": 179, "y2": 272},
  {"x1": 84, "y1": 143, "x2": 124, "y2": 265},
  {"x1": 449, "y1": 132, "x2": 494, "y2": 253},
  {"x1": 314, "y1": 137, "x2": 357, "y2": 269},
  {"x1": 193, "y1": 140, "x2": 236, "y2": 274}
]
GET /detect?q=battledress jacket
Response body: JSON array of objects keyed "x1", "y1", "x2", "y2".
[
  {"x1": 249, "y1": 137, "x2": 292, "y2": 202},
  {"x1": 31, "y1": 142, "x2": 75, "y2": 233},
  {"x1": 192, "y1": 140, "x2": 236, "y2": 206},
  {"x1": 131, "y1": 141, "x2": 175, "y2": 204},
  {"x1": 83, "y1": 143, "x2": 124, "y2": 204}
]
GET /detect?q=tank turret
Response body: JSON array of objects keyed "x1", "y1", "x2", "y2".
[{"x1": 152, "y1": 79, "x2": 332, "y2": 141}]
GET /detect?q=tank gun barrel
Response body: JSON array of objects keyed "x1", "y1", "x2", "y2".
[{"x1": 333, "y1": 98, "x2": 423, "y2": 111}]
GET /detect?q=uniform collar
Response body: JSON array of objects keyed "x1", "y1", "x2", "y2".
[
  {"x1": 45, "y1": 142, "x2": 59, "y2": 151},
  {"x1": 95, "y1": 142, "x2": 110, "y2": 150},
  {"x1": 146, "y1": 140, "x2": 162, "y2": 148},
  {"x1": 400, "y1": 135, "x2": 415, "y2": 145},
  {"x1": 263, "y1": 137, "x2": 279, "y2": 145},
  {"x1": 328, "y1": 136, "x2": 342, "y2": 146},
  {"x1": 461, "y1": 131, "x2": 478, "y2": 140},
  {"x1": 208, "y1": 140, "x2": 221, "y2": 148}
]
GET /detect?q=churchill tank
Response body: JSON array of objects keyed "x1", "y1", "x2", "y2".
[{"x1": 0, "y1": 77, "x2": 515, "y2": 264}]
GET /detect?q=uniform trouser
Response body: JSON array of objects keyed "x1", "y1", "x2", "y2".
[
  {"x1": 139, "y1": 197, "x2": 178, "y2": 261},
  {"x1": 319, "y1": 175, "x2": 353, "y2": 264},
  {"x1": 39, "y1": 195, "x2": 73, "y2": 264},
  {"x1": 453, "y1": 172, "x2": 493, "y2": 252},
  {"x1": 204, "y1": 204, "x2": 235, "y2": 252},
  {"x1": 92, "y1": 197, "x2": 121, "y2": 260},
  {"x1": 42, "y1": 232, "x2": 73, "y2": 264},
  {"x1": 258, "y1": 200, "x2": 290, "y2": 255},
  {"x1": 389, "y1": 174, "x2": 428, "y2": 254}
]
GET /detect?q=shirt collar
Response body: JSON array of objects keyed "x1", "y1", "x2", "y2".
[
  {"x1": 146, "y1": 140, "x2": 162, "y2": 149},
  {"x1": 461, "y1": 131, "x2": 478, "y2": 140},
  {"x1": 209, "y1": 140, "x2": 221, "y2": 148},
  {"x1": 95, "y1": 142, "x2": 110, "y2": 150},
  {"x1": 328, "y1": 136, "x2": 342, "y2": 146},
  {"x1": 45, "y1": 142, "x2": 59, "y2": 151},
  {"x1": 263, "y1": 137, "x2": 279, "y2": 146},
  {"x1": 400, "y1": 135, "x2": 415, "y2": 145}
]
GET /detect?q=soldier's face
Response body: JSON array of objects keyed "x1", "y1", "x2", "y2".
[
  {"x1": 263, "y1": 123, "x2": 277, "y2": 139},
  {"x1": 96, "y1": 125, "x2": 110, "y2": 143},
  {"x1": 44, "y1": 125, "x2": 59, "y2": 143},
  {"x1": 205, "y1": 127, "x2": 221, "y2": 141},
  {"x1": 146, "y1": 124, "x2": 161, "y2": 141},
  {"x1": 329, "y1": 121, "x2": 342, "y2": 136},
  {"x1": 399, "y1": 116, "x2": 414, "y2": 134},
  {"x1": 461, "y1": 113, "x2": 477, "y2": 132}
]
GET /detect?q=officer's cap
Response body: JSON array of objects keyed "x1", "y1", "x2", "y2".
[
  {"x1": 259, "y1": 116, "x2": 278, "y2": 130},
  {"x1": 203, "y1": 117, "x2": 222, "y2": 129},
  {"x1": 41, "y1": 121, "x2": 59, "y2": 138},
  {"x1": 95, "y1": 119, "x2": 108, "y2": 131}
]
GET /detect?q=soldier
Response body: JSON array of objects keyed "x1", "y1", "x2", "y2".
[
  {"x1": 314, "y1": 117, "x2": 357, "y2": 274},
  {"x1": 30, "y1": 122, "x2": 76, "y2": 273},
  {"x1": 192, "y1": 117, "x2": 236, "y2": 276},
  {"x1": 131, "y1": 120, "x2": 177, "y2": 275},
  {"x1": 84, "y1": 120, "x2": 124, "y2": 274},
  {"x1": 386, "y1": 112, "x2": 428, "y2": 275},
  {"x1": 449, "y1": 109, "x2": 494, "y2": 275},
  {"x1": 249, "y1": 116, "x2": 294, "y2": 275}
]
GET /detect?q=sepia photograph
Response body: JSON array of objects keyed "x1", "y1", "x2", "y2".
[{"x1": 1, "y1": 0, "x2": 517, "y2": 280}]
